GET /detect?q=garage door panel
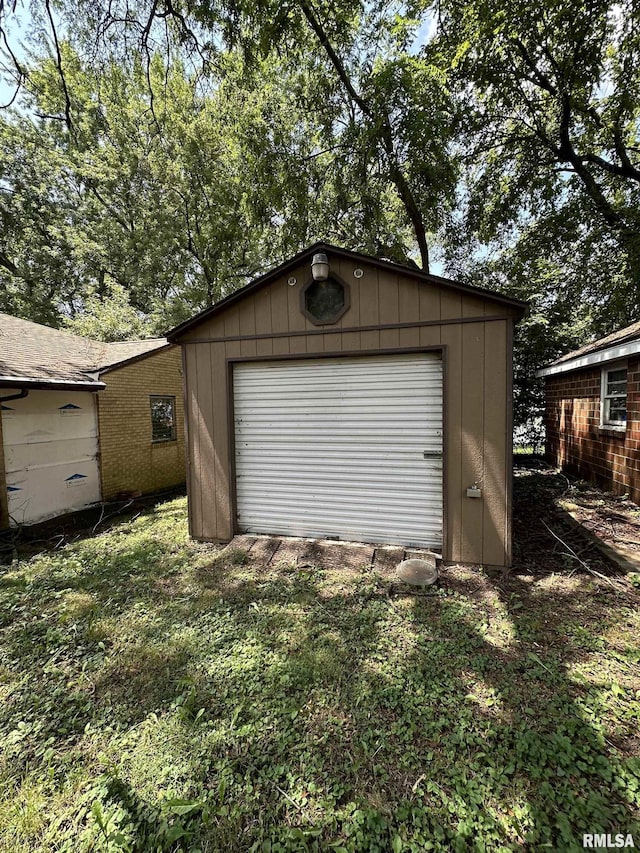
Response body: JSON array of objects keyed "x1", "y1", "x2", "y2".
[
  {"x1": 235, "y1": 362, "x2": 440, "y2": 376},
  {"x1": 237, "y1": 474, "x2": 442, "y2": 490},
  {"x1": 238, "y1": 435, "x2": 441, "y2": 447},
  {"x1": 234, "y1": 354, "x2": 443, "y2": 549},
  {"x1": 237, "y1": 484, "x2": 443, "y2": 503},
  {"x1": 2, "y1": 390, "x2": 101, "y2": 526},
  {"x1": 237, "y1": 449, "x2": 440, "y2": 462},
  {"x1": 242, "y1": 516, "x2": 443, "y2": 543},
  {"x1": 240, "y1": 497, "x2": 440, "y2": 524}
]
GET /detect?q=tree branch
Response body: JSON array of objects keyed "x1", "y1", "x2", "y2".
[
  {"x1": 0, "y1": 249, "x2": 20, "y2": 276},
  {"x1": 298, "y1": 0, "x2": 370, "y2": 117},
  {"x1": 0, "y1": 21, "x2": 25, "y2": 107},
  {"x1": 44, "y1": 0, "x2": 72, "y2": 130},
  {"x1": 512, "y1": 38, "x2": 557, "y2": 96},
  {"x1": 579, "y1": 149, "x2": 640, "y2": 184},
  {"x1": 553, "y1": 93, "x2": 637, "y2": 243},
  {"x1": 84, "y1": 179, "x2": 135, "y2": 233},
  {"x1": 296, "y1": 0, "x2": 430, "y2": 270}
]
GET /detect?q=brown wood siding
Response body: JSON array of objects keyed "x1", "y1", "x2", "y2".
[
  {"x1": 482, "y1": 320, "x2": 509, "y2": 565},
  {"x1": 183, "y1": 344, "x2": 201, "y2": 536},
  {"x1": 179, "y1": 255, "x2": 515, "y2": 565}
]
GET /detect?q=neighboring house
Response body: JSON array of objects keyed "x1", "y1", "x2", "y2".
[
  {"x1": 167, "y1": 242, "x2": 527, "y2": 568},
  {"x1": 538, "y1": 320, "x2": 640, "y2": 502},
  {"x1": 0, "y1": 314, "x2": 185, "y2": 528}
]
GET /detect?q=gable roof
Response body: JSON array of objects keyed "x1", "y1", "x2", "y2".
[
  {"x1": 166, "y1": 242, "x2": 528, "y2": 341},
  {"x1": 552, "y1": 320, "x2": 640, "y2": 366},
  {"x1": 97, "y1": 339, "x2": 171, "y2": 373},
  {"x1": 537, "y1": 320, "x2": 640, "y2": 378},
  {"x1": 0, "y1": 313, "x2": 169, "y2": 390}
]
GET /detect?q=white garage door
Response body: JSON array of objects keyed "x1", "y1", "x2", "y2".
[
  {"x1": 233, "y1": 353, "x2": 443, "y2": 548},
  {"x1": 2, "y1": 390, "x2": 101, "y2": 526}
]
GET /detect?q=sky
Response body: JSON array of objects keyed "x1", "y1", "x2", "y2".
[
  {"x1": 411, "y1": 15, "x2": 437, "y2": 53},
  {"x1": 0, "y1": 7, "x2": 30, "y2": 108}
]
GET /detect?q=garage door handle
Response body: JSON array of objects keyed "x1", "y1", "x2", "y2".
[{"x1": 423, "y1": 450, "x2": 443, "y2": 458}]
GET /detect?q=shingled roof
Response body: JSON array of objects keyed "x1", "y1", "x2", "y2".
[
  {"x1": 0, "y1": 313, "x2": 169, "y2": 390},
  {"x1": 549, "y1": 320, "x2": 640, "y2": 366},
  {"x1": 537, "y1": 319, "x2": 640, "y2": 378}
]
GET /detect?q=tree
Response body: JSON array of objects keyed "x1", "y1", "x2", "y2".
[
  {"x1": 0, "y1": 41, "x2": 418, "y2": 328},
  {"x1": 3, "y1": 0, "x2": 640, "y2": 439},
  {"x1": 1, "y1": 0, "x2": 462, "y2": 272},
  {"x1": 62, "y1": 280, "x2": 155, "y2": 340},
  {"x1": 431, "y1": 0, "x2": 640, "y2": 282},
  {"x1": 423, "y1": 0, "x2": 640, "y2": 437}
]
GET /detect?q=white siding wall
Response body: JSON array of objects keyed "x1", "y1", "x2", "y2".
[{"x1": 2, "y1": 390, "x2": 101, "y2": 525}]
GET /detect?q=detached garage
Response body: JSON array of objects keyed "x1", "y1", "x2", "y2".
[{"x1": 168, "y1": 243, "x2": 526, "y2": 567}]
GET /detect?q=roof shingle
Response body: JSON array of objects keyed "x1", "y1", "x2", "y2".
[
  {"x1": 549, "y1": 320, "x2": 640, "y2": 366},
  {"x1": 0, "y1": 313, "x2": 168, "y2": 387}
]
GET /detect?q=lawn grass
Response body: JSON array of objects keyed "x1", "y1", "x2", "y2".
[{"x1": 1, "y1": 496, "x2": 639, "y2": 852}]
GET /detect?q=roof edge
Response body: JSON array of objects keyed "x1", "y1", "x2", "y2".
[
  {"x1": 166, "y1": 242, "x2": 527, "y2": 341},
  {"x1": 98, "y1": 341, "x2": 172, "y2": 375},
  {"x1": 0, "y1": 375, "x2": 106, "y2": 391},
  {"x1": 536, "y1": 338, "x2": 640, "y2": 377}
]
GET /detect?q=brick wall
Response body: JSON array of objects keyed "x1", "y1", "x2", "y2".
[
  {"x1": 545, "y1": 356, "x2": 640, "y2": 502},
  {"x1": 96, "y1": 346, "x2": 186, "y2": 500}
]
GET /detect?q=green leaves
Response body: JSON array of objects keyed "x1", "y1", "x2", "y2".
[
  {"x1": 1, "y1": 39, "x2": 420, "y2": 332},
  {"x1": 2, "y1": 0, "x2": 640, "y2": 432},
  {"x1": 63, "y1": 282, "x2": 155, "y2": 341}
]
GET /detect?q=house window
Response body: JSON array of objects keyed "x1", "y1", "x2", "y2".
[
  {"x1": 150, "y1": 395, "x2": 176, "y2": 442},
  {"x1": 601, "y1": 364, "x2": 627, "y2": 428},
  {"x1": 301, "y1": 277, "x2": 350, "y2": 325}
]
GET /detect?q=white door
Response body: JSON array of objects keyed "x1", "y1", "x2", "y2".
[
  {"x1": 233, "y1": 353, "x2": 443, "y2": 548},
  {"x1": 2, "y1": 390, "x2": 101, "y2": 526}
]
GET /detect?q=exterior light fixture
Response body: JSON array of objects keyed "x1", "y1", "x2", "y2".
[{"x1": 311, "y1": 252, "x2": 329, "y2": 281}]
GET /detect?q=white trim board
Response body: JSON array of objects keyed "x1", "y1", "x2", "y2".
[
  {"x1": 536, "y1": 338, "x2": 640, "y2": 378},
  {"x1": 0, "y1": 374, "x2": 105, "y2": 388}
]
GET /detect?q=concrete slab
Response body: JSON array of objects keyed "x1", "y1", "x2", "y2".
[
  {"x1": 248, "y1": 536, "x2": 281, "y2": 564},
  {"x1": 372, "y1": 546, "x2": 405, "y2": 577},
  {"x1": 270, "y1": 538, "x2": 308, "y2": 567},
  {"x1": 222, "y1": 536, "x2": 444, "y2": 580},
  {"x1": 229, "y1": 534, "x2": 257, "y2": 552},
  {"x1": 405, "y1": 548, "x2": 441, "y2": 561},
  {"x1": 315, "y1": 541, "x2": 374, "y2": 571}
]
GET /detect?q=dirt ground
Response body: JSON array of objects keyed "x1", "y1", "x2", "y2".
[
  {"x1": 513, "y1": 458, "x2": 639, "y2": 579},
  {"x1": 559, "y1": 482, "x2": 640, "y2": 553}
]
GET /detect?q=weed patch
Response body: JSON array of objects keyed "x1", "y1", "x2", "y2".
[{"x1": 1, "y1": 497, "x2": 639, "y2": 851}]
